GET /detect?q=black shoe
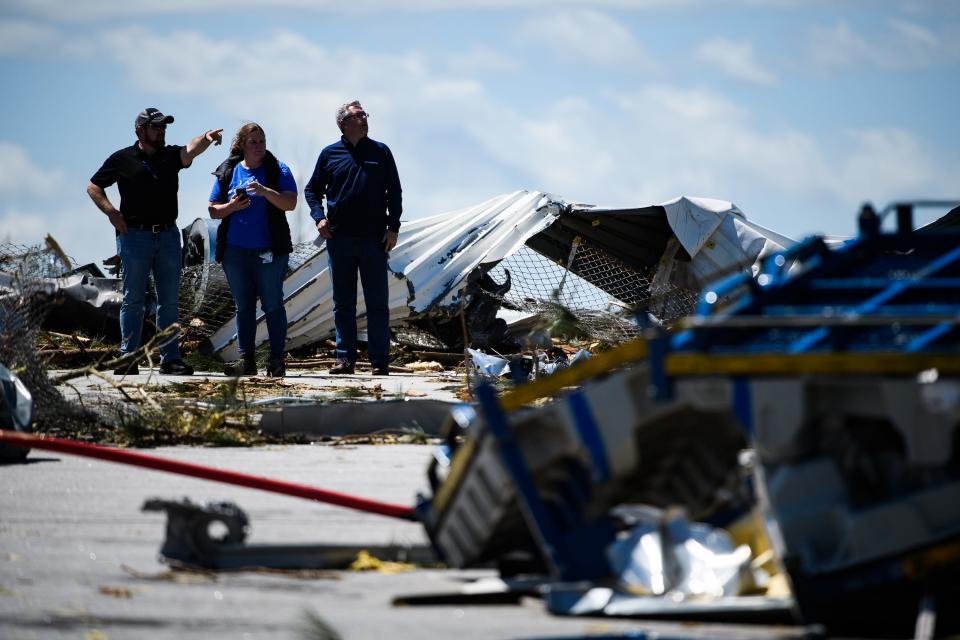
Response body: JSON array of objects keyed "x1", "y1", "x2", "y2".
[
  {"x1": 329, "y1": 358, "x2": 355, "y2": 375},
  {"x1": 160, "y1": 359, "x2": 194, "y2": 376},
  {"x1": 224, "y1": 357, "x2": 257, "y2": 376},
  {"x1": 266, "y1": 358, "x2": 285, "y2": 378},
  {"x1": 370, "y1": 364, "x2": 390, "y2": 376},
  {"x1": 113, "y1": 361, "x2": 139, "y2": 376}
]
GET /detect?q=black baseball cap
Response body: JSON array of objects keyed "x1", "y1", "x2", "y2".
[{"x1": 135, "y1": 107, "x2": 175, "y2": 127}]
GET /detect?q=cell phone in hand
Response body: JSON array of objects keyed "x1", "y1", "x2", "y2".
[{"x1": 235, "y1": 188, "x2": 248, "y2": 200}]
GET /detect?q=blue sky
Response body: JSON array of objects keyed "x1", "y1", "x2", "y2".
[{"x1": 1, "y1": 0, "x2": 958, "y2": 267}]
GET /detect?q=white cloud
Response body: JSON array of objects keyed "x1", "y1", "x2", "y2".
[
  {"x1": 0, "y1": 19, "x2": 60, "y2": 56},
  {"x1": 0, "y1": 19, "x2": 96, "y2": 58},
  {"x1": 5, "y1": 0, "x2": 698, "y2": 21},
  {"x1": 69, "y1": 28, "x2": 960, "y2": 217},
  {"x1": 613, "y1": 86, "x2": 958, "y2": 208},
  {"x1": 889, "y1": 18, "x2": 940, "y2": 50},
  {"x1": 471, "y1": 82, "x2": 955, "y2": 236},
  {"x1": 444, "y1": 46, "x2": 519, "y2": 75},
  {"x1": 694, "y1": 38, "x2": 777, "y2": 86},
  {"x1": 516, "y1": 9, "x2": 657, "y2": 71},
  {"x1": 99, "y1": 27, "x2": 432, "y2": 100},
  {"x1": 499, "y1": 85, "x2": 831, "y2": 207},
  {"x1": 0, "y1": 142, "x2": 65, "y2": 198},
  {"x1": 0, "y1": 145, "x2": 113, "y2": 264},
  {"x1": 0, "y1": 209, "x2": 49, "y2": 246},
  {"x1": 809, "y1": 18, "x2": 960, "y2": 71},
  {"x1": 0, "y1": 202, "x2": 116, "y2": 267},
  {"x1": 837, "y1": 128, "x2": 957, "y2": 204},
  {"x1": 5, "y1": 21, "x2": 955, "y2": 259},
  {"x1": 808, "y1": 20, "x2": 868, "y2": 70}
]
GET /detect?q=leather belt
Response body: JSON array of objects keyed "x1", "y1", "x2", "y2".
[{"x1": 128, "y1": 222, "x2": 175, "y2": 233}]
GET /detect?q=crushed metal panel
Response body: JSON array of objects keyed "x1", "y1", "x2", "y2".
[
  {"x1": 420, "y1": 363, "x2": 747, "y2": 569},
  {"x1": 206, "y1": 190, "x2": 794, "y2": 359},
  {"x1": 570, "y1": 197, "x2": 795, "y2": 295},
  {"x1": 211, "y1": 190, "x2": 563, "y2": 360},
  {"x1": 530, "y1": 205, "x2": 672, "y2": 273},
  {"x1": 520, "y1": 197, "x2": 795, "y2": 326},
  {"x1": 0, "y1": 270, "x2": 123, "y2": 339}
]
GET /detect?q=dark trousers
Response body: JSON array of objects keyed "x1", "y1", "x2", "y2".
[
  {"x1": 221, "y1": 245, "x2": 289, "y2": 360},
  {"x1": 326, "y1": 236, "x2": 390, "y2": 366},
  {"x1": 117, "y1": 227, "x2": 182, "y2": 362}
]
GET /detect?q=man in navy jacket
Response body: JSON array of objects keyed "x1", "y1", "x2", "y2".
[{"x1": 305, "y1": 100, "x2": 402, "y2": 376}]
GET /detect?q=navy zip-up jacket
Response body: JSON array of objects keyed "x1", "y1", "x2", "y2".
[{"x1": 304, "y1": 136, "x2": 402, "y2": 238}]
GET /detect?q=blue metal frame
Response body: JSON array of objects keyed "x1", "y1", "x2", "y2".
[
  {"x1": 419, "y1": 201, "x2": 960, "y2": 613},
  {"x1": 666, "y1": 206, "x2": 960, "y2": 363},
  {"x1": 474, "y1": 383, "x2": 615, "y2": 582}
]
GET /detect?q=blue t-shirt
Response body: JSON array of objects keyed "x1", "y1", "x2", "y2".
[{"x1": 209, "y1": 161, "x2": 297, "y2": 250}]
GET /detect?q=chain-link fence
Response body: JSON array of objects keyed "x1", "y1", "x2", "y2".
[
  {"x1": 1, "y1": 231, "x2": 704, "y2": 442},
  {"x1": 485, "y1": 240, "x2": 701, "y2": 342},
  {"x1": 178, "y1": 241, "x2": 321, "y2": 345},
  {"x1": 394, "y1": 238, "x2": 703, "y2": 350},
  {"x1": 4, "y1": 228, "x2": 702, "y2": 366},
  {"x1": 0, "y1": 241, "x2": 306, "y2": 444},
  {"x1": 178, "y1": 236, "x2": 702, "y2": 351},
  {"x1": 0, "y1": 242, "x2": 114, "y2": 437}
]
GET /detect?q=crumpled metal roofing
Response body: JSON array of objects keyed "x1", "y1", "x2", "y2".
[
  {"x1": 212, "y1": 190, "x2": 562, "y2": 360},
  {"x1": 209, "y1": 190, "x2": 794, "y2": 360},
  {"x1": 648, "y1": 195, "x2": 794, "y2": 283}
]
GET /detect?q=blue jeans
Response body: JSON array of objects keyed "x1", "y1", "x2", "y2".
[
  {"x1": 222, "y1": 245, "x2": 289, "y2": 360},
  {"x1": 117, "y1": 227, "x2": 182, "y2": 363},
  {"x1": 326, "y1": 236, "x2": 390, "y2": 366}
]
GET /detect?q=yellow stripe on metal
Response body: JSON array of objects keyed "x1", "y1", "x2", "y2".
[
  {"x1": 665, "y1": 353, "x2": 960, "y2": 376},
  {"x1": 499, "y1": 339, "x2": 649, "y2": 411},
  {"x1": 432, "y1": 437, "x2": 477, "y2": 514},
  {"x1": 902, "y1": 538, "x2": 960, "y2": 579},
  {"x1": 433, "y1": 338, "x2": 648, "y2": 514}
]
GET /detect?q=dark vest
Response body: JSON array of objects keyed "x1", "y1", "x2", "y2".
[{"x1": 212, "y1": 150, "x2": 293, "y2": 263}]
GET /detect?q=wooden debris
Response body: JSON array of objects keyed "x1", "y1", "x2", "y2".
[
  {"x1": 412, "y1": 351, "x2": 465, "y2": 365},
  {"x1": 98, "y1": 585, "x2": 133, "y2": 599},
  {"x1": 406, "y1": 361, "x2": 444, "y2": 372}
]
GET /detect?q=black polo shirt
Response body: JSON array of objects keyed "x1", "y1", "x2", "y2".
[{"x1": 90, "y1": 143, "x2": 188, "y2": 226}]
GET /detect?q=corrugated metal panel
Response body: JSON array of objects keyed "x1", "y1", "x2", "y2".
[
  {"x1": 209, "y1": 191, "x2": 795, "y2": 360},
  {"x1": 212, "y1": 190, "x2": 562, "y2": 360},
  {"x1": 584, "y1": 196, "x2": 795, "y2": 287}
]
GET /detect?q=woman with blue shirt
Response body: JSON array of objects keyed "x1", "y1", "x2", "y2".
[{"x1": 208, "y1": 123, "x2": 297, "y2": 377}]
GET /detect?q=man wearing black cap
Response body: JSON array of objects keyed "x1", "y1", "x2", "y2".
[{"x1": 87, "y1": 107, "x2": 223, "y2": 376}]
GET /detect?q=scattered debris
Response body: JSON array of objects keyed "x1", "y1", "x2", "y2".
[
  {"x1": 604, "y1": 507, "x2": 753, "y2": 598},
  {"x1": 298, "y1": 610, "x2": 344, "y2": 640},
  {"x1": 121, "y1": 564, "x2": 219, "y2": 584},
  {"x1": 8, "y1": 199, "x2": 960, "y2": 635},
  {"x1": 348, "y1": 550, "x2": 415, "y2": 574},
  {"x1": 97, "y1": 585, "x2": 134, "y2": 599},
  {"x1": 466, "y1": 348, "x2": 510, "y2": 379},
  {"x1": 143, "y1": 498, "x2": 433, "y2": 571},
  {"x1": 202, "y1": 192, "x2": 792, "y2": 360},
  {"x1": 417, "y1": 200, "x2": 960, "y2": 636},
  {"x1": 0, "y1": 363, "x2": 33, "y2": 462},
  {"x1": 405, "y1": 361, "x2": 445, "y2": 373}
]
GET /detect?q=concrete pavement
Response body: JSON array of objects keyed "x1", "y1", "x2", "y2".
[{"x1": 1, "y1": 444, "x2": 810, "y2": 640}]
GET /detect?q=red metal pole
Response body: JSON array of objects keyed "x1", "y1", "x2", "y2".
[{"x1": 0, "y1": 430, "x2": 417, "y2": 521}]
